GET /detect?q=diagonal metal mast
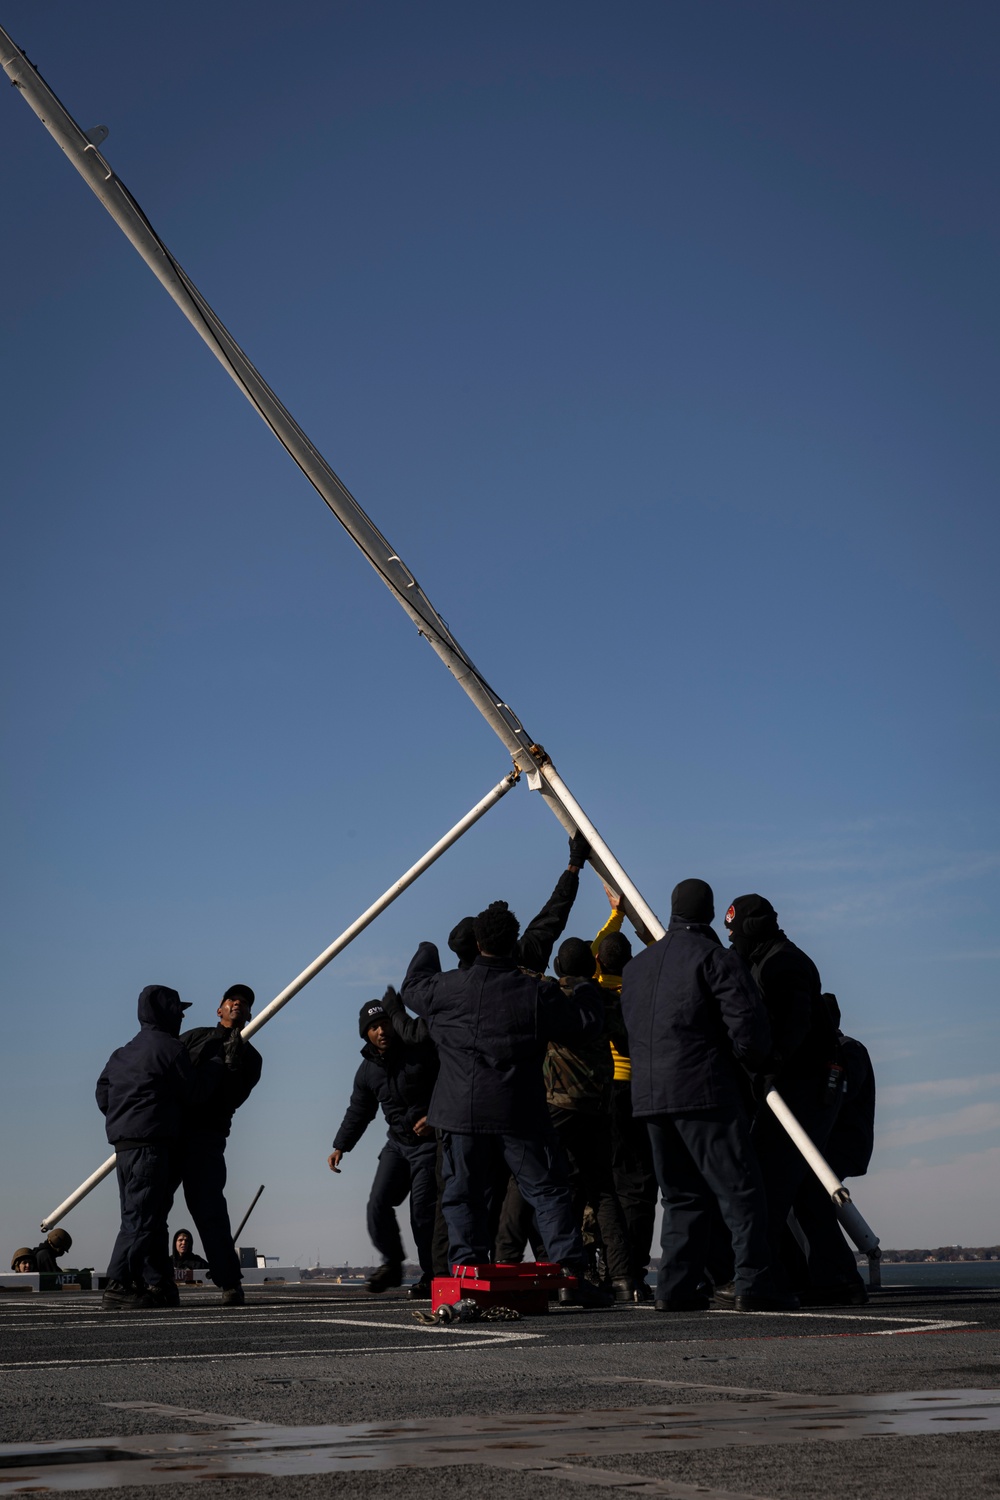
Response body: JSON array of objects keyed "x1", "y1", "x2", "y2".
[
  {"x1": 0, "y1": 22, "x2": 663, "y2": 941},
  {"x1": 4, "y1": 27, "x2": 882, "y2": 1275}
]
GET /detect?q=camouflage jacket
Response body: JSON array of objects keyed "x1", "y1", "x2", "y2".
[{"x1": 544, "y1": 978, "x2": 629, "y2": 1113}]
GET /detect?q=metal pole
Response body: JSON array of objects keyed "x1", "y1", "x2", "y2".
[
  {"x1": 39, "y1": 770, "x2": 519, "y2": 1229},
  {"x1": 536, "y1": 763, "x2": 666, "y2": 940},
  {"x1": 0, "y1": 23, "x2": 660, "y2": 942},
  {"x1": 233, "y1": 1185, "x2": 265, "y2": 1244},
  {"x1": 242, "y1": 770, "x2": 519, "y2": 1039},
  {"x1": 39, "y1": 1155, "x2": 117, "y2": 1236},
  {"x1": 765, "y1": 1089, "x2": 881, "y2": 1286}
]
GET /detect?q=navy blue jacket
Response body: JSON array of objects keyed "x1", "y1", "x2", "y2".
[
  {"x1": 401, "y1": 943, "x2": 603, "y2": 1135},
  {"x1": 95, "y1": 987, "x2": 206, "y2": 1147},
  {"x1": 333, "y1": 1038, "x2": 439, "y2": 1152},
  {"x1": 621, "y1": 919, "x2": 771, "y2": 1116}
]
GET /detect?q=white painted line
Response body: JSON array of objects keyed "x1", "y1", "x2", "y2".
[
  {"x1": 594, "y1": 1375, "x2": 801, "y2": 1398},
  {"x1": 0, "y1": 1339, "x2": 531, "y2": 1370},
  {"x1": 105, "y1": 1402, "x2": 265, "y2": 1426},
  {"x1": 304, "y1": 1315, "x2": 542, "y2": 1341}
]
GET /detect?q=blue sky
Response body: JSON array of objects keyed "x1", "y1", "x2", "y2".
[{"x1": 2, "y1": 1, "x2": 997, "y2": 1268}]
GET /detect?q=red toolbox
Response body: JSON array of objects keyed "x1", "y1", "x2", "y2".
[{"x1": 431, "y1": 1261, "x2": 571, "y2": 1316}]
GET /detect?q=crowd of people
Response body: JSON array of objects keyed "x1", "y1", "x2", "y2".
[
  {"x1": 328, "y1": 841, "x2": 875, "y2": 1312},
  {"x1": 24, "y1": 835, "x2": 874, "y2": 1314}
]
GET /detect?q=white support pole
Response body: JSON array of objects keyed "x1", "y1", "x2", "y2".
[
  {"x1": 40, "y1": 770, "x2": 519, "y2": 1230},
  {"x1": 765, "y1": 1089, "x2": 881, "y2": 1285},
  {"x1": 535, "y1": 762, "x2": 666, "y2": 941},
  {"x1": 39, "y1": 1154, "x2": 117, "y2": 1235},
  {"x1": 242, "y1": 770, "x2": 519, "y2": 1040}
]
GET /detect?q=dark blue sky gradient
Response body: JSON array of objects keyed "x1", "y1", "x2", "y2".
[{"x1": 2, "y1": 2, "x2": 997, "y2": 1263}]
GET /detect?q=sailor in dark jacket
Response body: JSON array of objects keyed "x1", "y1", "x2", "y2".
[
  {"x1": 401, "y1": 900, "x2": 608, "y2": 1305},
  {"x1": 621, "y1": 880, "x2": 787, "y2": 1312},
  {"x1": 725, "y1": 895, "x2": 862, "y2": 1301},
  {"x1": 328, "y1": 999, "x2": 439, "y2": 1297},
  {"x1": 9, "y1": 1228, "x2": 73, "y2": 1276},
  {"x1": 170, "y1": 984, "x2": 263, "y2": 1306},
  {"x1": 444, "y1": 835, "x2": 590, "y2": 976},
  {"x1": 96, "y1": 985, "x2": 203, "y2": 1309},
  {"x1": 785, "y1": 992, "x2": 874, "y2": 1305}
]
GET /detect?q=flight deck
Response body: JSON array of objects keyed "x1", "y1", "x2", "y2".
[{"x1": 1, "y1": 1283, "x2": 997, "y2": 1499}]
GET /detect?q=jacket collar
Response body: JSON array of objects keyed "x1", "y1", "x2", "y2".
[
  {"x1": 667, "y1": 915, "x2": 721, "y2": 944},
  {"x1": 473, "y1": 953, "x2": 519, "y2": 970}
]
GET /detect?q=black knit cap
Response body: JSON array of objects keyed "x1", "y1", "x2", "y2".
[
  {"x1": 473, "y1": 900, "x2": 520, "y2": 957},
  {"x1": 724, "y1": 894, "x2": 778, "y2": 958},
  {"x1": 448, "y1": 916, "x2": 478, "y2": 965},
  {"x1": 597, "y1": 931, "x2": 633, "y2": 976},
  {"x1": 671, "y1": 878, "x2": 715, "y2": 924},
  {"x1": 554, "y1": 937, "x2": 596, "y2": 980},
  {"x1": 358, "y1": 999, "x2": 389, "y2": 1038}
]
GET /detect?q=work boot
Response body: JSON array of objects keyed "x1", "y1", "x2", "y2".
[
  {"x1": 710, "y1": 1281, "x2": 736, "y2": 1304},
  {"x1": 367, "y1": 1262, "x2": 403, "y2": 1294},
  {"x1": 558, "y1": 1266, "x2": 613, "y2": 1309},
  {"x1": 610, "y1": 1279, "x2": 636, "y2": 1303},
  {"x1": 633, "y1": 1277, "x2": 655, "y2": 1303},
  {"x1": 654, "y1": 1294, "x2": 711, "y2": 1312},
  {"x1": 799, "y1": 1283, "x2": 868, "y2": 1307},
  {"x1": 138, "y1": 1282, "x2": 180, "y2": 1309},
  {"x1": 221, "y1": 1286, "x2": 246, "y2": 1307},
  {"x1": 101, "y1": 1280, "x2": 144, "y2": 1310},
  {"x1": 407, "y1": 1278, "x2": 433, "y2": 1300},
  {"x1": 733, "y1": 1290, "x2": 800, "y2": 1312}
]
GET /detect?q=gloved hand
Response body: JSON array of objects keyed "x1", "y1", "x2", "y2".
[
  {"x1": 751, "y1": 1072, "x2": 779, "y2": 1104},
  {"x1": 569, "y1": 833, "x2": 590, "y2": 868},
  {"x1": 382, "y1": 984, "x2": 402, "y2": 1013},
  {"x1": 223, "y1": 1028, "x2": 245, "y2": 1068}
]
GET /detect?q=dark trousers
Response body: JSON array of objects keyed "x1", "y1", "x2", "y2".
[
  {"x1": 550, "y1": 1107, "x2": 632, "y2": 1281},
  {"x1": 494, "y1": 1177, "x2": 545, "y2": 1263},
  {"x1": 167, "y1": 1132, "x2": 241, "y2": 1291},
  {"x1": 789, "y1": 1172, "x2": 867, "y2": 1291},
  {"x1": 751, "y1": 1082, "x2": 849, "y2": 1293},
  {"x1": 646, "y1": 1107, "x2": 771, "y2": 1302},
  {"x1": 610, "y1": 1081, "x2": 658, "y2": 1281},
  {"x1": 440, "y1": 1131, "x2": 583, "y2": 1268},
  {"x1": 106, "y1": 1145, "x2": 173, "y2": 1290},
  {"x1": 431, "y1": 1136, "x2": 451, "y2": 1277},
  {"x1": 368, "y1": 1136, "x2": 438, "y2": 1278}
]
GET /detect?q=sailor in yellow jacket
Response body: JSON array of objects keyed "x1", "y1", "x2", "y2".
[{"x1": 592, "y1": 888, "x2": 659, "y2": 1300}]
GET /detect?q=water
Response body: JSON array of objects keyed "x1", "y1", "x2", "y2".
[{"x1": 875, "y1": 1262, "x2": 1000, "y2": 1289}]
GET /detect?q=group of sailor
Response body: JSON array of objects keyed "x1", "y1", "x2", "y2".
[{"x1": 14, "y1": 837, "x2": 874, "y2": 1312}]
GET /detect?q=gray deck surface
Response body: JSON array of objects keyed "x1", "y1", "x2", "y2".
[{"x1": 1, "y1": 1283, "x2": 998, "y2": 1498}]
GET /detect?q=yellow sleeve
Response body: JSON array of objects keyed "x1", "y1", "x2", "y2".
[{"x1": 592, "y1": 906, "x2": 624, "y2": 956}]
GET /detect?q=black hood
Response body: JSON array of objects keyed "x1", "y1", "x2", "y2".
[
  {"x1": 137, "y1": 985, "x2": 189, "y2": 1038},
  {"x1": 724, "y1": 894, "x2": 779, "y2": 961}
]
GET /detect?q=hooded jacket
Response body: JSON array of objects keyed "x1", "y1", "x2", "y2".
[
  {"x1": 332, "y1": 1037, "x2": 439, "y2": 1153},
  {"x1": 621, "y1": 918, "x2": 771, "y2": 1115},
  {"x1": 95, "y1": 986, "x2": 203, "y2": 1147},
  {"x1": 747, "y1": 933, "x2": 838, "y2": 1084},
  {"x1": 401, "y1": 942, "x2": 603, "y2": 1135}
]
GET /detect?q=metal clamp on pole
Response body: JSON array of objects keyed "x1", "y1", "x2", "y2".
[
  {"x1": 40, "y1": 769, "x2": 520, "y2": 1230},
  {"x1": 765, "y1": 1088, "x2": 882, "y2": 1290}
]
